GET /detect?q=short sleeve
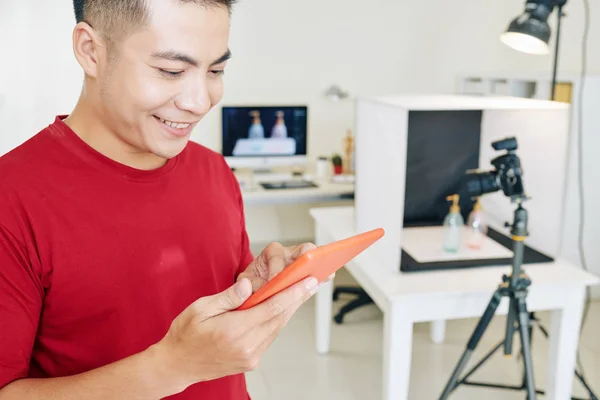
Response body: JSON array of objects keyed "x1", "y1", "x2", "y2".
[{"x1": 0, "y1": 223, "x2": 43, "y2": 389}]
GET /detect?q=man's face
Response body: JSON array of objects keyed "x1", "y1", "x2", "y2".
[{"x1": 95, "y1": 0, "x2": 230, "y2": 161}]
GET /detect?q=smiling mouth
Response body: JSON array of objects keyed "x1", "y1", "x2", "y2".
[{"x1": 154, "y1": 116, "x2": 193, "y2": 129}]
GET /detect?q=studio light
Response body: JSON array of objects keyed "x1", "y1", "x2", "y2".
[
  {"x1": 500, "y1": 1, "x2": 553, "y2": 55},
  {"x1": 501, "y1": 0, "x2": 567, "y2": 100}
]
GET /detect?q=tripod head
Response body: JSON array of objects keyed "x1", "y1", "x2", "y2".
[{"x1": 504, "y1": 199, "x2": 529, "y2": 240}]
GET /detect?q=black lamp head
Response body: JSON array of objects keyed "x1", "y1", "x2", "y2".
[{"x1": 501, "y1": 1, "x2": 555, "y2": 55}]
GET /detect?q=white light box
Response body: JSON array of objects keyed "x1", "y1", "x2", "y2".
[{"x1": 353, "y1": 94, "x2": 570, "y2": 273}]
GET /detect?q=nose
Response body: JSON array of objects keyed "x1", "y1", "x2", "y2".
[{"x1": 176, "y1": 80, "x2": 211, "y2": 116}]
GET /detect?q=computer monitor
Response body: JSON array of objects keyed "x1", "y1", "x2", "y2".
[{"x1": 221, "y1": 105, "x2": 308, "y2": 169}]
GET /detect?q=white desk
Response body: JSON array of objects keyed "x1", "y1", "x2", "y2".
[
  {"x1": 237, "y1": 171, "x2": 354, "y2": 245},
  {"x1": 238, "y1": 174, "x2": 354, "y2": 206},
  {"x1": 310, "y1": 206, "x2": 599, "y2": 400}
]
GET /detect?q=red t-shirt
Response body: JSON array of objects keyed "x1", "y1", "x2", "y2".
[{"x1": 0, "y1": 116, "x2": 254, "y2": 399}]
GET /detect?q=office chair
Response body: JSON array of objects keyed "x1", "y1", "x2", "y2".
[{"x1": 332, "y1": 286, "x2": 373, "y2": 324}]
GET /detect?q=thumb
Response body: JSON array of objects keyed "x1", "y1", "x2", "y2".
[{"x1": 198, "y1": 278, "x2": 253, "y2": 320}]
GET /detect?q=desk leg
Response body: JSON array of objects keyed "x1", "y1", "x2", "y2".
[
  {"x1": 545, "y1": 287, "x2": 586, "y2": 400},
  {"x1": 383, "y1": 300, "x2": 412, "y2": 400},
  {"x1": 314, "y1": 223, "x2": 333, "y2": 355},
  {"x1": 430, "y1": 320, "x2": 446, "y2": 344},
  {"x1": 315, "y1": 279, "x2": 334, "y2": 354}
]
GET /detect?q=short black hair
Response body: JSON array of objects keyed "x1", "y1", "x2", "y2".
[{"x1": 73, "y1": 0, "x2": 236, "y2": 43}]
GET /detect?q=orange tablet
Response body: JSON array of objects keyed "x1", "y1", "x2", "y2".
[{"x1": 237, "y1": 227, "x2": 385, "y2": 310}]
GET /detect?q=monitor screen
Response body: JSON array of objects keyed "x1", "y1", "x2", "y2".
[{"x1": 221, "y1": 106, "x2": 308, "y2": 158}]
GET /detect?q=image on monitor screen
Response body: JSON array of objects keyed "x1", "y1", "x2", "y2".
[{"x1": 221, "y1": 106, "x2": 308, "y2": 158}]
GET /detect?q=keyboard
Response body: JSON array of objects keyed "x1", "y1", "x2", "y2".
[{"x1": 260, "y1": 180, "x2": 319, "y2": 190}]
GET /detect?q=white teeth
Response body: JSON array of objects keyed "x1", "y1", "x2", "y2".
[{"x1": 157, "y1": 117, "x2": 190, "y2": 129}]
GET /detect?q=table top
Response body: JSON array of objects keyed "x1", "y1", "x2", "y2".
[{"x1": 310, "y1": 206, "x2": 600, "y2": 300}]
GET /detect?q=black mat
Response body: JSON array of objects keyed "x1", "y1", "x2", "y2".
[{"x1": 400, "y1": 227, "x2": 553, "y2": 273}]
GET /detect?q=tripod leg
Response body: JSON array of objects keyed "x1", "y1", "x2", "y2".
[
  {"x1": 439, "y1": 290, "x2": 502, "y2": 400},
  {"x1": 504, "y1": 295, "x2": 517, "y2": 356},
  {"x1": 506, "y1": 236, "x2": 526, "y2": 356},
  {"x1": 520, "y1": 312, "x2": 535, "y2": 389},
  {"x1": 516, "y1": 296, "x2": 536, "y2": 400}
]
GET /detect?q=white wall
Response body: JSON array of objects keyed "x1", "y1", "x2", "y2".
[
  {"x1": 2, "y1": 0, "x2": 600, "y2": 248},
  {"x1": 0, "y1": 0, "x2": 34, "y2": 154},
  {"x1": 0, "y1": 0, "x2": 83, "y2": 155}
]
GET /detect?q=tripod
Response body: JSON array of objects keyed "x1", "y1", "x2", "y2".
[{"x1": 439, "y1": 201, "x2": 537, "y2": 400}]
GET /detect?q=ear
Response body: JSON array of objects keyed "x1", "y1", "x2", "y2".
[{"x1": 71, "y1": 22, "x2": 107, "y2": 78}]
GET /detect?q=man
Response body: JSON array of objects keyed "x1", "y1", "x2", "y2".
[{"x1": 0, "y1": 1, "x2": 321, "y2": 399}]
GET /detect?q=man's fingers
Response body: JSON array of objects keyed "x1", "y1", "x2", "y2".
[
  {"x1": 246, "y1": 275, "x2": 267, "y2": 292},
  {"x1": 266, "y1": 242, "x2": 316, "y2": 281},
  {"x1": 245, "y1": 276, "x2": 319, "y2": 324},
  {"x1": 193, "y1": 278, "x2": 253, "y2": 320},
  {"x1": 231, "y1": 277, "x2": 321, "y2": 365},
  {"x1": 284, "y1": 242, "x2": 317, "y2": 264},
  {"x1": 259, "y1": 243, "x2": 287, "y2": 281},
  {"x1": 247, "y1": 242, "x2": 317, "y2": 283},
  {"x1": 259, "y1": 277, "x2": 320, "y2": 337}
]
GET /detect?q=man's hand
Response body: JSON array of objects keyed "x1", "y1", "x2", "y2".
[
  {"x1": 237, "y1": 242, "x2": 317, "y2": 291},
  {"x1": 154, "y1": 275, "x2": 319, "y2": 390}
]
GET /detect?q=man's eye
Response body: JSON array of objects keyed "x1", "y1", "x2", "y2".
[
  {"x1": 210, "y1": 70, "x2": 225, "y2": 76},
  {"x1": 159, "y1": 69, "x2": 183, "y2": 78}
]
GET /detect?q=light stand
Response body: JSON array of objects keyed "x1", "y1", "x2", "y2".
[
  {"x1": 499, "y1": 2, "x2": 598, "y2": 399},
  {"x1": 550, "y1": 1, "x2": 566, "y2": 100}
]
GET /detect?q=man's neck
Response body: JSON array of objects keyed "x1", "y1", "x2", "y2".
[{"x1": 64, "y1": 101, "x2": 167, "y2": 171}]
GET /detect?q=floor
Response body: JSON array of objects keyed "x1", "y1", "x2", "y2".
[{"x1": 244, "y1": 268, "x2": 600, "y2": 400}]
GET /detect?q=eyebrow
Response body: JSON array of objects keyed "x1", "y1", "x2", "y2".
[
  {"x1": 211, "y1": 49, "x2": 232, "y2": 66},
  {"x1": 150, "y1": 49, "x2": 231, "y2": 68}
]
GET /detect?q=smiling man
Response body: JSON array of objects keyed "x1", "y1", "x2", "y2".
[{"x1": 0, "y1": 1, "x2": 320, "y2": 399}]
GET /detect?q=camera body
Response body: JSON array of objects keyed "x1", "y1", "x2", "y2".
[{"x1": 466, "y1": 137, "x2": 526, "y2": 202}]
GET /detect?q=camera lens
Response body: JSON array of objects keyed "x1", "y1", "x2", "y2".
[{"x1": 466, "y1": 171, "x2": 500, "y2": 197}]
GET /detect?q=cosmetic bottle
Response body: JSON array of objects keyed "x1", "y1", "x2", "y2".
[
  {"x1": 443, "y1": 194, "x2": 464, "y2": 253},
  {"x1": 466, "y1": 197, "x2": 488, "y2": 249}
]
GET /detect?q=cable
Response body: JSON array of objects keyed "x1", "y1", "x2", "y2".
[
  {"x1": 577, "y1": 0, "x2": 591, "y2": 334},
  {"x1": 534, "y1": 2, "x2": 595, "y2": 397},
  {"x1": 575, "y1": 0, "x2": 594, "y2": 396}
]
